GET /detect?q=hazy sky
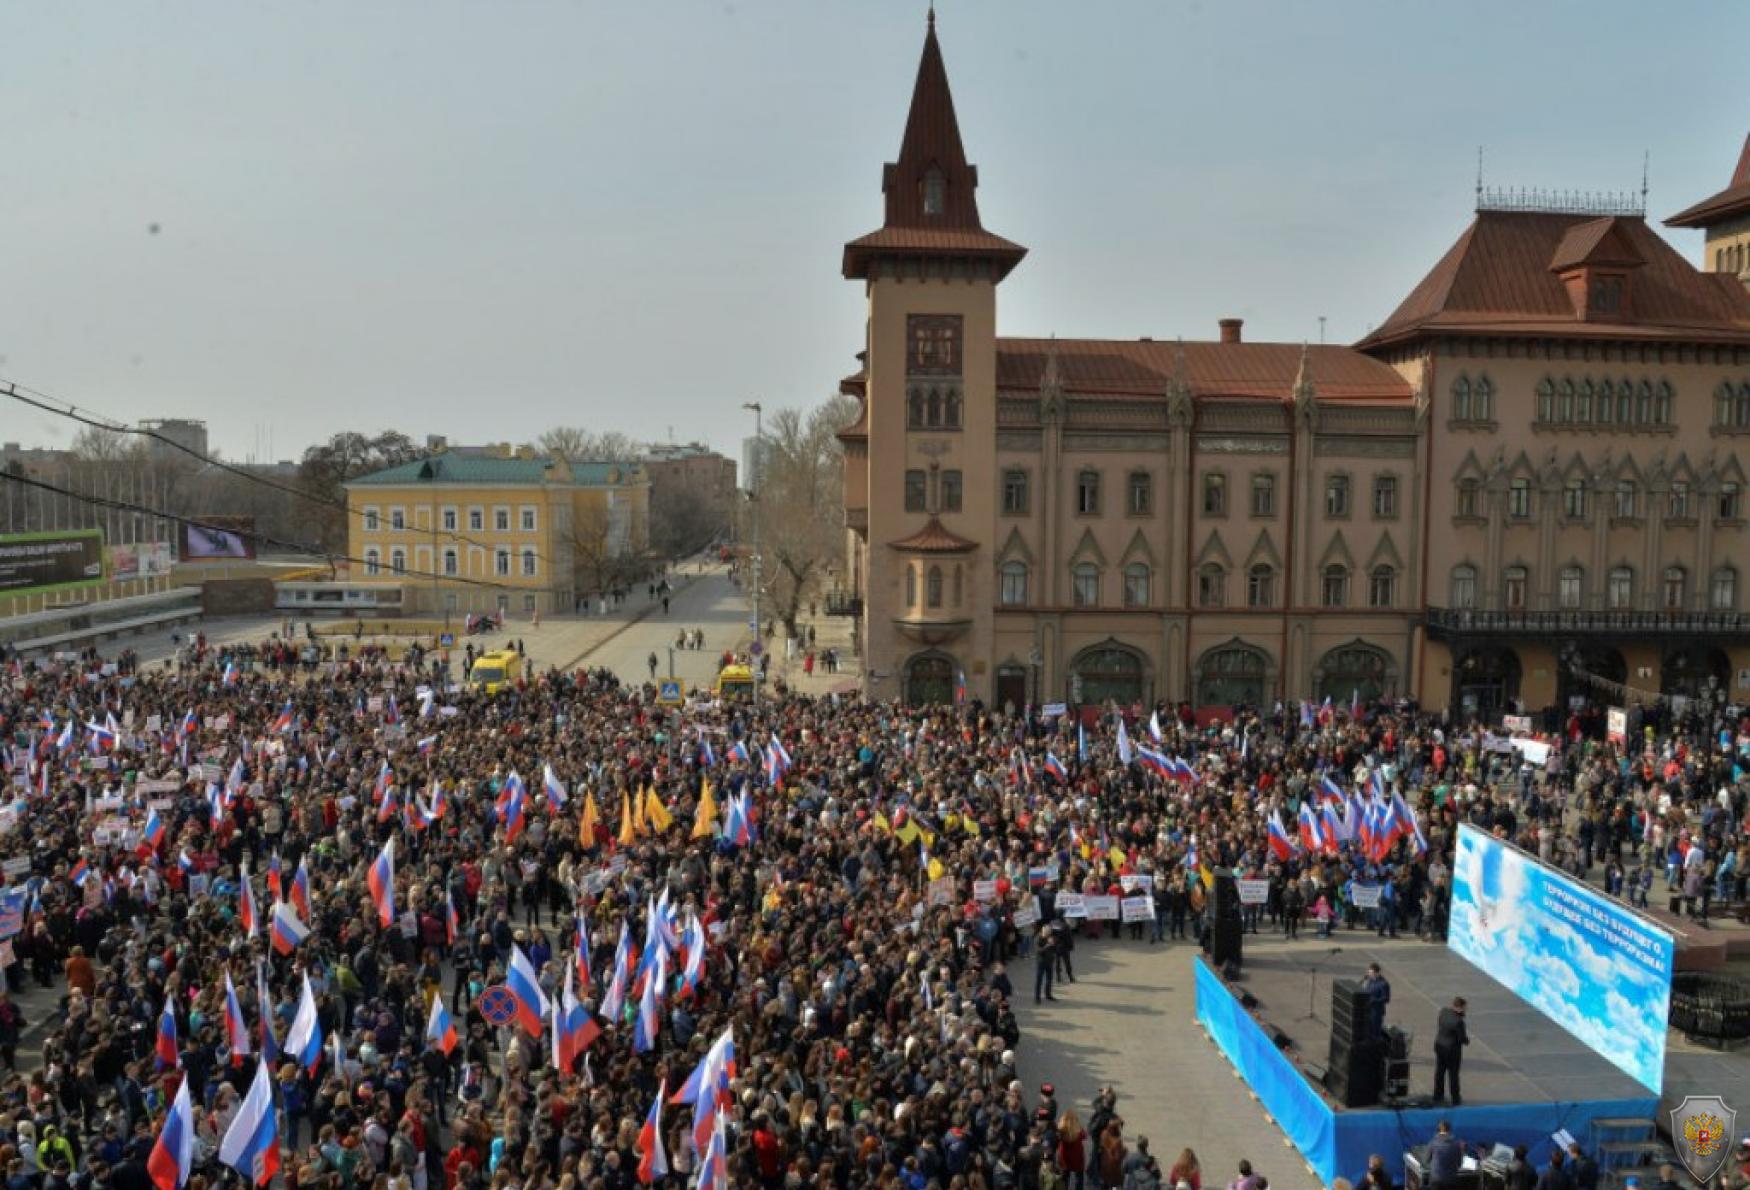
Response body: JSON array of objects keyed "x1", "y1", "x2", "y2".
[{"x1": 1, "y1": 1, "x2": 1740, "y2": 464}]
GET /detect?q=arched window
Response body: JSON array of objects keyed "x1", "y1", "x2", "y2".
[
  {"x1": 1453, "y1": 375, "x2": 1473, "y2": 420},
  {"x1": 365, "y1": 548, "x2": 381, "y2": 577},
  {"x1": 1123, "y1": 563, "x2": 1150, "y2": 607},
  {"x1": 1536, "y1": 378, "x2": 1555, "y2": 423},
  {"x1": 906, "y1": 565, "x2": 917, "y2": 608},
  {"x1": 1247, "y1": 563, "x2": 1275, "y2": 607},
  {"x1": 1197, "y1": 563, "x2": 1226, "y2": 608},
  {"x1": 1321, "y1": 564, "x2": 1349, "y2": 608},
  {"x1": 1597, "y1": 379, "x2": 1615, "y2": 424},
  {"x1": 1576, "y1": 379, "x2": 1593, "y2": 422},
  {"x1": 1369, "y1": 565, "x2": 1396, "y2": 608},
  {"x1": 926, "y1": 565, "x2": 944, "y2": 608},
  {"x1": 1712, "y1": 566, "x2": 1738, "y2": 611},
  {"x1": 908, "y1": 391, "x2": 925, "y2": 428},
  {"x1": 1654, "y1": 381, "x2": 1672, "y2": 426},
  {"x1": 1072, "y1": 563, "x2": 1100, "y2": 607},
  {"x1": 926, "y1": 391, "x2": 942, "y2": 427},
  {"x1": 1474, "y1": 376, "x2": 1493, "y2": 421},
  {"x1": 944, "y1": 391, "x2": 961, "y2": 428},
  {"x1": 1502, "y1": 564, "x2": 1528, "y2": 610},
  {"x1": 1558, "y1": 378, "x2": 1575, "y2": 423},
  {"x1": 922, "y1": 167, "x2": 945, "y2": 216},
  {"x1": 1450, "y1": 564, "x2": 1477, "y2": 609},
  {"x1": 952, "y1": 565, "x2": 963, "y2": 606},
  {"x1": 1617, "y1": 381, "x2": 1633, "y2": 424},
  {"x1": 1738, "y1": 382, "x2": 1750, "y2": 427},
  {"x1": 999, "y1": 561, "x2": 1028, "y2": 606},
  {"x1": 1607, "y1": 565, "x2": 1634, "y2": 609},
  {"x1": 391, "y1": 548, "x2": 407, "y2": 575},
  {"x1": 1717, "y1": 383, "x2": 1734, "y2": 427},
  {"x1": 1558, "y1": 565, "x2": 1584, "y2": 609},
  {"x1": 1636, "y1": 381, "x2": 1652, "y2": 424},
  {"x1": 1662, "y1": 565, "x2": 1687, "y2": 611}
]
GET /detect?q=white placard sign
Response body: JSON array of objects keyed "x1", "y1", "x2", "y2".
[
  {"x1": 1084, "y1": 895, "x2": 1119, "y2": 921},
  {"x1": 1056, "y1": 892, "x2": 1087, "y2": 919},
  {"x1": 1237, "y1": 878, "x2": 1271, "y2": 905},
  {"x1": 1120, "y1": 895, "x2": 1154, "y2": 923},
  {"x1": 972, "y1": 879, "x2": 998, "y2": 903},
  {"x1": 1350, "y1": 884, "x2": 1383, "y2": 909},
  {"x1": 1011, "y1": 897, "x2": 1041, "y2": 929}
]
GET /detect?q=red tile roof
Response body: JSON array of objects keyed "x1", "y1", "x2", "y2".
[
  {"x1": 995, "y1": 338, "x2": 1412, "y2": 402},
  {"x1": 1359, "y1": 211, "x2": 1750, "y2": 349},
  {"x1": 1548, "y1": 217, "x2": 1644, "y2": 272},
  {"x1": 843, "y1": 226, "x2": 1028, "y2": 280},
  {"x1": 1666, "y1": 133, "x2": 1750, "y2": 228},
  {"x1": 888, "y1": 517, "x2": 979, "y2": 553}
]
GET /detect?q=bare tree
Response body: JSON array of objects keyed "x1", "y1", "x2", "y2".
[
  {"x1": 755, "y1": 394, "x2": 858, "y2": 637},
  {"x1": 536, "y1": 427, "x2": 641, "y2": 462},
  {"x1": 70, "y1": 425, "x2": 138, "y2": 463}
]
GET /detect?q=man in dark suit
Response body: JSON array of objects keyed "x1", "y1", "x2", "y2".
[{"x1": 1434, "y1": 996, "x2": 1469, "y2": 1105}]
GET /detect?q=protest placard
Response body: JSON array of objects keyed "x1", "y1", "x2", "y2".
[
  {"x1": 1120, "y1": 873, "x2": 1154, "y2": 893},
  {"x1": 1350, "y1": 884, "x2": 1383, "y2": 909},
  {"x1": 1, "y1": 857, "x2": 29, "y2": 880},
  {"x1": 1120, "y1": 895, "x2": 1154, "y2": 923},
  {"x1": 1012, "y1": 897, "x2": 1041, "y2": 929},
  {"x1": 1084, "y1": 895, "x2": 1119, "y2": 921},
  {"x1": 927, "y1": 875, "x2": 955, "y2": 906},
  {"x1": 1056, "y1": 892, "x2": 1087, "y2": 918},
  {"x1": 1237, "y1": 878, "x2": 1270, "y2": 905},
  {"x1": 972, "y1": 879, "x2": 998, "y2": 903}
]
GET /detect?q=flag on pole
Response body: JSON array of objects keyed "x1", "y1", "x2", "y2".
[
  {"x1": 155, "y1": 995, "x2": 180, "y2": 1070},
  {"x1": 256, "y1": 964, "x2": 279, "y2": 1065},
  {"x1": 425, "y1": 994, "x2": 458, "y2": 1056},
  {"x1": 636, "y1": 1080, "x2": 669, "y2": 1184},
  {"x1": 367, "y1": 839, "x2": 395, "y2": 928},
  {"x1": 286, "y1": 973, "x2": 323, "y2": 1075},
  {"x1": 217, "y1": 1057, "x2": 280, "y2": 1186},
  {"x1": 223, "y1": 972, "x2": 250, "y2": 1067},
  {"x1": 147, "y1": 1078, "x2": 195, "y2": 1190},
  {"x1": 506, "y1": 943, "x2": 550, "y2": 1037}
]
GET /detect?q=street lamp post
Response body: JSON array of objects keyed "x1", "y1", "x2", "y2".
[{"x1": 742, "y1": 401, "x2": 763, "y2": 706}]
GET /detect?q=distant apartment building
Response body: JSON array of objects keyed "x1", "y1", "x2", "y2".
[
  {"x1": 343, "y1": 444, "x2": 650, "y2": 616},
  {"x1": 642, "y1": 442, "x2": 737, "y2": 554},
  {"x1": 140, "y1": 418, "x2": 208, "y2": 461}
]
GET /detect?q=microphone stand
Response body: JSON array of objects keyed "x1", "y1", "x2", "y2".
[{"x1": 1294, "y1": 945, "x2": 1344, "y2": 1023}]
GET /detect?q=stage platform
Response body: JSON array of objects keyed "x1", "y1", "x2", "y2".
[{"x1": 1195, "y1": 951, "x2": 1659, "y2": 1185}]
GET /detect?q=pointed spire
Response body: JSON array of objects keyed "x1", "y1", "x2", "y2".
[
  {"x1": 1292, "y1": 343, "x2": 1317, "y2": 403},
  {"x1": 886, "y1": 10, "x2": 981, "y2": 230},
  {"x1": 1040, "y1": 335, "x2": 1062, "y2": 395}
]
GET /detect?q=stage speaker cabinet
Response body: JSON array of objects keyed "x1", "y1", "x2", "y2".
[
  {"x1": 1210, "y1": 873, "x2": 1244, "y2": 969},
  {"x1": 1329, "y1": 980, "x2": 1370, "y2": 1047},
  {"x1": 1324, "y1": 1034, "x2": 1383, "y2": 1108}
]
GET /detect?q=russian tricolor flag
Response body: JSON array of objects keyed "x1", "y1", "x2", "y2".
[
  {"x1": 141, "y1": 810, "x2": 166, "y2": 856},
  {"x1": 542, "y1": 763, "x2": 568, "y2": 813},
  {"x1": 256, "y1": 964, "x2": 279, "y2": 1066},
  {"x1": 574, "y1": 913, "x2": 592, "y2": 990},
  {"x1": 223, "y1": 972, "x2": 251, "y2": 1067},
  {"x1": 238, "y1": 869, "x2": 259, "y2": 939},
  {"x1": 367, "y1": 839, "x2": 395, "y2": 928},
  {"x1": 155, "y1": 995, "x2": 180, "y2": 1071},
  {"x1": 1042, "y1": 752, "x2": 1069, "y2": 783},
  {"x1": 271, "y1": 701, "x2": 295, "y2": 734},
  {"x1": 445, "y1": 890, "x2": 460, "y2": 947},
  {"x1": 290, "y1": 860, "x2": 311, "y2": 923},
  {"x1": 425, "y1": 994, "x2": 458, "y2": 1056},
  {"x1": 506, "y1": 943, "x2": 550, "y2": 1037},
  {"x1": 285, "y1": 974, "x2": 323, "y2": 1075},
  {"x1": 600, "y1": 921, "x2": 633, "y2": 1024},
  {"x1": 271, "y1": 900, "x2": 310, "y2": 955},
  {"x1": 633, "y1": 951, "x2": 664, "y2": 1054},
  {"x1": 217, "y1": 1057, "x2": 280, "y2": 1186},
  {"x1": 1267, "y1": 813, "x2": 1296, "y2": 861},
  {"x1": 147, "y1": 1078, "x2": 195, "y2": 1190},
  {"x1": 221, "y1": 660, "x2": 239, "y2": 687},
  {"x1": 1297, "y1": 802, "x2": 1324, "y2": 854},
  {"x1": 636, "y1": 1080, "x2": 669, "y2": 1184}
]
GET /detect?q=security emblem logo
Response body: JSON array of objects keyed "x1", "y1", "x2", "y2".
[{"x1": 1670, "y1": 1095, "x2": 1736, "y2": 1184}]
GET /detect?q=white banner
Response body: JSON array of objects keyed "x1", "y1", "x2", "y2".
[
  {"x1": 1084, "y1": 895, "x2": 1119, "y2": 921},
  {"x1": 1350, "y1": 884, "x2": 1383, "y2": 909},
  {"x1": 1237, "y1": 878, "x2": 1270, "y2": 905},
  {"x1": 1120, "y1": 895, "x2": 1153, "y2": 923},
  {"x1": 1056, "y1": 892, "x2": 1087, "y2": 919}
]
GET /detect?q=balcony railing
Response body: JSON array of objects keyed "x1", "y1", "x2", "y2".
[
  {"x1": 824, "y1": 589, "x2": 863, "y2": 617},
  {"x1": 1426, "y1": 606, "x2": 1750, "y2": 636}
]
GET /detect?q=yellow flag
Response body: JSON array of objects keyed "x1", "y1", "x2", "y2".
[
  {"x1": 644, "y1": 786, "x2": 673, "y2": 833},
  {"x1": 920, "y1": 828, "x2": 937, "y2": 849},
  {"x1": 895, "y1": 819, "x2": 922, "y2": 846},
  {"x1": 960, "y1": 817, "x2": 981, "y2": 838},
  {"x1": 873, "y1": 811, "x2": 892, "y2": 834},
  {"x1": 693, "y1": 779, "x2": 718, "y2": 840},
  {"x1": 579, "y1": 791, "x2": 601, "y2": 846},
  {"x1": 1199, "y1": 863, "x2": 1215, "y2": 891},
  {"x1": 1108, "y1": 845, "x2": 1127, "y2": 869},
  {"x1": 927, "y1": 858, "x2": 946, "y2": 881},
  {"x1": 618, "y1": 791, "x2": 637, "y2": 846},
  {"x1": 634, "y1": 785, "x2": 651, "y2": 833}
]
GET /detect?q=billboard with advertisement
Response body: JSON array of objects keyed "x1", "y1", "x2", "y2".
[
  {"x1": 0, "y1": 530, "x2": 105, "y2": 595},
  {"x1": 179, "y1": 516, "x2": 256, "y2": 561},
  {"x1": 106, "y1": 541, "x2": 174, "y2": 581},
  {"x1": 1449, "y1": 822, "x2": 1673, "y2": 1093}
]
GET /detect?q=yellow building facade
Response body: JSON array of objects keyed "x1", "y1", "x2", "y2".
[{"x1": 344, "y1": 446, "x2": 649, "y2": 616}]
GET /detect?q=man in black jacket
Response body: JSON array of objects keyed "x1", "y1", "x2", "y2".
[{"x1": 1433, "y1": 996, "x2": 1469, "y2": 1105}]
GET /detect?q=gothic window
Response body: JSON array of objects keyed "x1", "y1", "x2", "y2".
[
  {"x1": 1000, "y1": 562, "x2": 1028, "y2": 606},
  {"x1": 922, "y1": 167, "x2": 945, "y2": 216},
  {"x1": 1251, "y1": 473, "x2": 1276, "y2": 517},
  {"x1": 1072, "y1": 564, "x2": 1100, "y2": 608},
  {"x1": 1738, "y1": 383, "x2": 1750, "y2": 427},
  {"x1": 1453, "y1": 376, "x2": 1472, "y2": 420},
  {"x1": 1456, "y1": 480, "x2": 1481, "y2": 519},
  {"x1": 1668, "y1": 481, "x2": 1691, "y2": 520},
  {"x1": 1719, "y1": 383, "x2": 1736, "y2": 427},
  {"x1": 1123, "y1": 563, "x2": 1151, "y2": 608},
  {"x1": 1614, "y1": 480, "x2": 1637, "y2": 519},
  {"x1": 1247, "y1": 563, "x2": 1275, "y2": 608},
  {"x1": 1202, "y1": 473, "x2": 1226, "y2": 516},
  {"x1": 1563, "y1": 479, "x2": 1588, "y2": 520},
  {"x1": 1474, "y1": 376, "x2": 1494, "y2": 421},
  {"x1": 1654, "y1": 381, "x2": 1672, "y2": 426},
  {"x1": 1636, "y1": 381, "x2": 1652, "y2": 425},
  {"x1": 926, "y1": 391, "x2": 942, "y2": 427},
  {"x1": 927, "y1": 566, "x2": 944, "y2": 609},
  {"x1": 1002, "y1": 470, "x2": 1029, "y2": 515},
  {"x1": 1368, "y1": 566, "x2": 1396, "y2": 608},
  {"x1": 1721, "y1": 482, "x2": 1743, "y2": 520},
  {"x1": 1198, "y1": 563, "x2": 1226, "y2": 608},
  {"x1": 1597, "y1": 379, "x2": 1615, "y2": 425},
  {"x1": 1508, "y1": 478, "x2": 1532, "y2": 519},
  {"x1": 1617, "y1": 381, "x2": 1633, "y2": 424},
  {"x1": 1537, "y1": 378, "x2": 1555, "y2": 423},
  {"x1": 1576, "y1": 380, "x2": 1593, "y2": 423},
  {"x1": 1321, "y1": 564, "x2": 1349, "y2": 608},
  {"x1": 1372, "y1": 475, "x2": 1398, "y2": 519},
  {"x1": 1450, "y1": 564, "x2": 1477, "y2": 609},
  {"x1": 908, "y1": 391, "x2": 926, "y2": 427},
  {"x1": 944, "y1": 390, "x2": 962, "y2": 428}
]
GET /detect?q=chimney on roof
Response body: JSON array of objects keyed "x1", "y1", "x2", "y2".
[{"x1": 1218, "y1": 318, "x2": 1243, "y2": 344}]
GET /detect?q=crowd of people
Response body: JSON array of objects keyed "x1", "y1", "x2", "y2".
[{"x1": 0, "y1": 626, "x2": 1745, "y2": 1190}]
